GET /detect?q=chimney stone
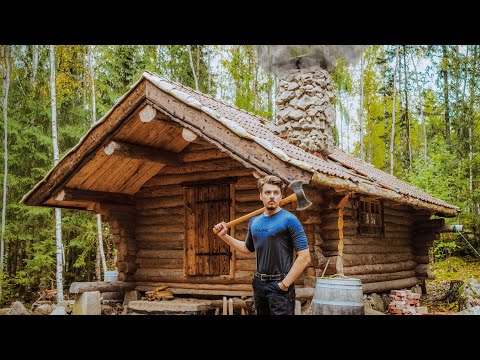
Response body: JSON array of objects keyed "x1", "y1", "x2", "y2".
[{"x1": 276, "y1": 65, "x2": 335, "y2": 156}]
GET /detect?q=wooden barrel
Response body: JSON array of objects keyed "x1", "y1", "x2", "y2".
[{"x1": 312, "y1": 276, "x2": 365, "y2": 315}]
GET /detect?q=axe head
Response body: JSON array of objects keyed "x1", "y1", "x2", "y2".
[{"x1": 288, "y1": 180, "x2": 312, "y2": 211}]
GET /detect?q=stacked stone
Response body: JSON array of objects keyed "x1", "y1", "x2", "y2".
[
  {"x1": 388, "y1": 289, "x2": 422, "y2": 315},
  {"x1": 275, "y1": 65, "x2": 335, "y2": 156}
]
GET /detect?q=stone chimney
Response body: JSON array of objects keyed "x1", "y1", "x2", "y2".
[{"x1": 275, "y1": 65, "x2": 335, "y2": 156}]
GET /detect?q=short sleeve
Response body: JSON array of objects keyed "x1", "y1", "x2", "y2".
[
  {"x1": 244, "y1": 221, "x2": 255, "y2": 252},
  {"x1": 288, "y1": 215, "x2": 309, "y2": 251}
]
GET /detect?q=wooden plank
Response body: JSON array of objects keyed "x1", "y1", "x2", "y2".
[
  {"x1": 118, "y1": 162, "x2": 164, "y2": 194},
  {"x1": 66, "y1": 151, "x2": 110, "y2": 188},
  {"x1": 161, "y1": 158, "x2": 244, "y2": 176},
  {"x1": 137, "y1": 195, "x2": 184, "y2": 209},
  {"x1": 56, "y1": 188, "x2": 134, "y2": 204},
  {"x1": 134, "y1": 268, "x2": 254, "y2": 284},
  {"x1": 136, "y1": 224, "x2": 184, "y2": 234},
  {"x1": 104, "y1": 140, "x2": 180, "y2": 166},
  {"x1": 135, "y1": 232, "x2": 184, "y2": 242},
  {"x1": 80, "y1": 156, "x2": 120, "y2": 190}
]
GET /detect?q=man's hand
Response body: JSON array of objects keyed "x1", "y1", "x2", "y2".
[{"x1": 213, "y1": 222, "x2": 228, "y2": 238}]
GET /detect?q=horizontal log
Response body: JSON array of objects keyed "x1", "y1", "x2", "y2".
[
  {"x1": 135, "y1": 232, "x2": 184, "y2": 242},
  {"x1": 178, "y1": 149, "x2": 230, "y2": 163},
  {"x1": 342, "y1": 252, "x2": 414, "y2": 267},
  {"x1": 117, "y1": 261, "x2": 137, "y2": 274},
  {"x1": 322, "y1": 243, "x2": 413, "y2": 254},
  {"x1": 383, "y1": 223, "x2": 411, "y2": 232},
  {"x1": 135, "y1": 184, "x2": 184, "y2": 198},
  {"x1": 413, "y1": 218, "x2": 445, "y2": 229},
  {"x1": 322, "y1": 219, "x2": 358, "y2": 230},
  {"x1": 136, "y1": 249, "x2": 183, "y2": 259},
  {"x1": 383, "y1": 232, "x2": 411, "y2": 239},
  {"x1": 136, "y1": 224, "x2": 184, "y2": 234},
  {"x1": 161, "y1": 158, "x2": 244, "y2": 175},
  {"x1": 383, "y1": 215, "x2": 413, "y2": 226},
  {"x1": 413, "y1": 232, "x2": 440, "y2": 242},
  {"x1": 321, "y1": 207, "x2": 356, "y2": 219},
  {"x1": 69, "y1": 281, "x2": 135, "y2": 294},
  {"x1": 56, "y1": 188, "x2": 135, "y2": 204},
  {"x1": 134, "y1": 269, "x2": 254, "y2": 284},
  {"x1": 320, "y1": 229, "x2": 356, "y2": 239},
  {"x1": 136, "y1": 195, "x2": 184, "y2": 209},
  {"x1": 235, "y1": 259, "x2": 256, "y2": 271},
  {"x1": 136, "y1": 241, "x2": 184, "y2": 250},
  {"x1": 235, "y1": 189, "x2": 261, "y2": 202},
  {"x1": 235, "y1": 251, "x2": 255, "y2": 260},
  {"x1": 134, "y1": 282, "x2": 253, "y2": 291},
  {"x1": 383, "y1": 206, "x2": 412, "y2": 217},
  {"x1": 136, "y1": 215, "x2": 183, "y2": 226},
  {"x1": 431, "y1": 225, "x2": 462, "y2": 233},
  {"x1": 343, "y1": 260, "x2": 417, "y2": 275},
  {"x1": 354, "y1": 270, "x2": 416, "y2": 284},
  {"x1": 361, "y1": 277, "x2": 420, "y2": 294},
  {"x1": 135, "y1": 258, "x2": 183, "y2": 269},
  {"x1": 138, "y1": 206, "x2": 184, "y2": 217},
  {"x1": 415, "y1": 254, "x2": 433, "y2": 264},
  {"x1": 344, "y1": 237, "x2": 411, "y2": 246},
  {"x1": 104, "y1": 140, "x2": 180, "y2": 166},
  {"x1": 143, "y1": 169, "x2": 253, "y2": 187}
]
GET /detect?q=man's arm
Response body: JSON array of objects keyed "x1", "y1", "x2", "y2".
[
  {"x1": 213, "y1": 222, "x2": 252, "y2": 255},
  {"x1": 278, "y1": 248, "x2": 311, "y2": 290}
]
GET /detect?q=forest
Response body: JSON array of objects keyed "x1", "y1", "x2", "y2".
[{"x1": 0, "y1": 45, "x2": 479, "y2": 305}]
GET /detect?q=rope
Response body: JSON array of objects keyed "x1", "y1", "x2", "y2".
[{"x1": 453, "y1": 225, "x2": 480, "y2": 257}]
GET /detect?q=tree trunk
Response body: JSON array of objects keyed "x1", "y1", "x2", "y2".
[
  {"x1": 403, "y1": 46, "x2": 412, "y2": 169},
  {"x1": 50, "y1": 45, "x2": 64, "y2": 303},
  {"x1": 32, "y1": 45, "x2": 38, "y2": 88},
  {"x1": 88, "y1": 45, "x2": 108, "y2": 279},
  {"x1": 410, "y1": 50, "x2": 427, "y2": 158},
  {"x1": 468, "y1": 45, "x2": 477, "y2": 213},
  {"x1": 390, "y1": 46, "x2": 400, "y2": 175},
  {"x1": 442, "y1": 45, "x2": 450, "y2": 143},
  {"x1": 188, "y1": 45, "x2": 199, "y2": 91},
  {"x1": 359, "y1": 52, "x2": 364, "y2": 160},
  {"x1": 0, "y1": 46, "x2": 11, "y2": 300}
]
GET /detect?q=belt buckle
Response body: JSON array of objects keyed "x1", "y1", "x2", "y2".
[{"x1": 261, "y1": 274, "x2": 268, "y2": 281}]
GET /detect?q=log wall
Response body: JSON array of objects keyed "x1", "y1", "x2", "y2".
[
  {"x1": 317, "y1": 192, "x2": 437, "y2": 294},
  {"x1": 130, "y1": 141, "x2": 324, "y2": 295}
]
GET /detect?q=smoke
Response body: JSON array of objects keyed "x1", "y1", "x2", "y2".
[{"x1": 256, "y1": 45, "x2": 365, "y2": 74}]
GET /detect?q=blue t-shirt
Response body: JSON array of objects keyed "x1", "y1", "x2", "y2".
[{"x1": 245, "y1": 208, "x2": 308, "y2": 275}]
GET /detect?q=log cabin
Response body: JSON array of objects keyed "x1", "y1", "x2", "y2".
[{"x1": 21, "y1": 68, "x2": 460, "y2": 302}]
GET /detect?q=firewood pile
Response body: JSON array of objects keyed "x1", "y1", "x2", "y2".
[
  {"x1": 145, "y1": 286, "x2": 174, "y2": 301},
  {"x1": 388, "y1": 289, "x2": 422, "y2": 315}
]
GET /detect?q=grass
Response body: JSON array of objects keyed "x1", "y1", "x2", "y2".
[{"x1": 429, "y1": 256, "x2": 480, "y2": 282}]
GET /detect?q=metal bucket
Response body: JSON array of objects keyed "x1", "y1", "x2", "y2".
[
  {"x1": 312, "y1": 275, "x2": 364, "y2": 315},
  {"x1": 104, "y1": 270, "x2": 118, "y2": 282}
]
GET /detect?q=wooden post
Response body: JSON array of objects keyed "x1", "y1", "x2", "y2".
[
  {"x1": 222, "y1": 296, "x2": 227, "y2": 315},
  {"x1": 228, "y1": 298, "x2": 234, "y2": 315}
]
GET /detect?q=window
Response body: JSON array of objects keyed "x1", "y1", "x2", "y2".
[
  {"x1": 183, "y1": 181, "x2": 232, "y2": 276},
  {"x1": 358, "y1": 199, "x2": 383, "y2": 236}
]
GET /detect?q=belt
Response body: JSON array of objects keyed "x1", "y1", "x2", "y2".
[{"x1": 254, "y1": 272, "x2": 285, "y2": 281}]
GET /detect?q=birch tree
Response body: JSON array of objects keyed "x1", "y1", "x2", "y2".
[
  {"x1": 390, "y1": 46, "x2": 400, "y2": 175},
  {"x1": 0, "y1": 46, "x2": 11, "y2": 300},
  {"x1": 359, "y1": 52, "x2": 364, "y2": 160},
  {"x1": 410, "y1": 51, "x2": 427, "y2": 158},
  {"x1": 31, "y1": 45, "x2": 38, "y2": 88},
  {"x1": 50, "y1": 45, "x2": 64, "y2": 303},
  {"x1": 89, "y1": 45, "x2": 108, "y2": 279},
  {"x1": 188, "y1": 46, "x2": 199, "y2": 91}
]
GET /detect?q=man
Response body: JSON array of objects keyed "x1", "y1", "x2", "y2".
[{"x1": 214, "y1": 175, "x2": 311, "y2": 315}]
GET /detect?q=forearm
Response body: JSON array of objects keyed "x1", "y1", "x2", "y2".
[
  {"x1": 219, "y1": 234, "x2": 251, "y2": 255},
  {"x1": 282, "y1": 249, "x2": 311, "y2": 287}
]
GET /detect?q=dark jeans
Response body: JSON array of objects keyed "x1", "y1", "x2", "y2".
[{"x1": 252, "y1": 277, "x2": 296, "y2": 315}]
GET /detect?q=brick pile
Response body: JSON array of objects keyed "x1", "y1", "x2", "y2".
[{"x1": 388, "y1": 289, "x2": 422, "y2": 315}]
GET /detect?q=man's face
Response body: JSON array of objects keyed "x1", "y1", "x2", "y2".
[{"x1": 260, "y1": 183, "x2": 283, "y2": 210}]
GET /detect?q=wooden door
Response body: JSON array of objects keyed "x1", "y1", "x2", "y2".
[{"x1": 184, "y1": 184, "x2": 231, "y2": 276}]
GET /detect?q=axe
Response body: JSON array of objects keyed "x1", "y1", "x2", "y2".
[{"x1": 212, "y1": 180, "x2": 312, "y2": 234}]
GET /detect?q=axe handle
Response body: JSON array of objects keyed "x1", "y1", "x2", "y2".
[{"x1": 212, "y1": 193, "x2": 298, "y2": 234}]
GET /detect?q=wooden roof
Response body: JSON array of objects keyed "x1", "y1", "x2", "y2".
[{"x1": 21, "y1": 71, "x2": 460, "y2": 217}]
